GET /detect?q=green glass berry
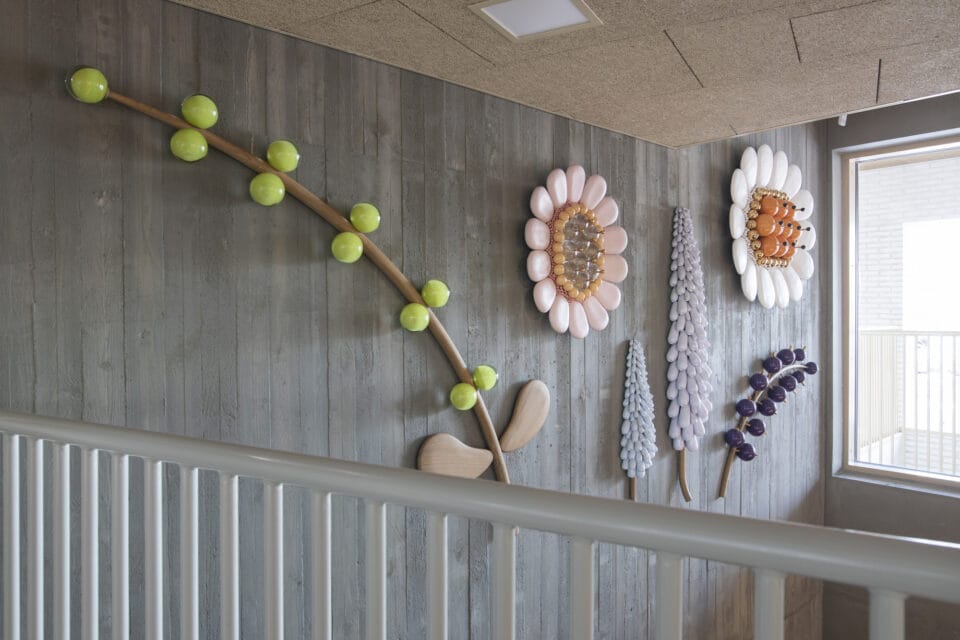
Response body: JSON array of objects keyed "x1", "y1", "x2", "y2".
[
  {"x1": 68, "y1": 67, "x2": 108, "y2": 104},
  {"x1": 421, "y1": 280, "x2": 450, "y2": 308},
  {"x1": 450, "y1": 383, "x2": 478, "y2": 411},
  {"x1": 169, "y1": 129, "x2": 208, "y2": 162},
  {"x1": 267, "y1": 140, "x2": 300, "y2": 173},
  {"x1": 249, "y1": 173, "x2": 285, "y2": 206},
  {"x1": 399, "y1": 303, "x2": 429, "y2": 332},
  {"x1": 472, "y1": 365, "x2": 498, "y2": 391},
  {"x1": 180, "y1": 94, "x2": 219, "y2": 129},
  {"x1": 349, "y1": 203, "x2": 381, "y2": 233},
  {"x1": 331, "y1": 232, "x2": 364, "y2": 264}
]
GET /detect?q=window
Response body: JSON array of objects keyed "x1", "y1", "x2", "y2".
[{"x1": 841, "y1": 136, "x2": 960, "y2": 487}]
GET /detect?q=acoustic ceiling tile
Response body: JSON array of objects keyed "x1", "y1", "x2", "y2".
[
  {"x1": 169, "y1": 0, "x2": 376, "y2": 32},
  {"x1": 877, "y1": 43, "x2": 960, "y2": 104}
]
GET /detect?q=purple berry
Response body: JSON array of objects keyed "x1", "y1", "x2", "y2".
[
  {"x1": 767, "y1": 385, "x2": 786, "y2": 403},
  {"x1": 793, "y1": 370, "x2": 805, "y2": 384},
  {"x1": 746, "y1": 419, "x2": 765, "y2": 436},
  {"x1": 763, "y1": 357, "x2": 782, "y2": 374},
  {"x1": 757, "y1": 398, "x2": 777, "y2": 416},
  {"x1": 724, "y1": 429, "x2": 745, "y2": 447},
  {"x1": 735, "y1": 399, "x2": 757, "y2": 417},
  {"x1": 779, "y1": 374, "x2": 797, "y2": 392},
  {"x1": 793, "y1": 348, "x2": 806, "y2": 362},
  {"x1": 805, "y1": 362, "x2": 818, "y2": 375},
  {"x1": 749, "y1": 373, "x2": 768, "y2": 391},
  {"x1": 776, "y1": 349, "x2": 795, "y2": 365},
  {"x1": 736, "y1": 443, "x2": 757, "y2": 461}
]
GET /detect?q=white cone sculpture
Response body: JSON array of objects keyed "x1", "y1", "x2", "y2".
[{"x1": 621, "y1": 339, "x2": 657, "y2": 490}]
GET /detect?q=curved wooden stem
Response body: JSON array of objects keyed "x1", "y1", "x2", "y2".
[
  {"x1": 105, "y1": 91, "x2": 511, "y2": 483},
  {"x1": 678, "y1": 450, "x2": 692, "y2": 502},
  {"x1": 628, "y1": 476, "x2": 637, "y2": 502}
]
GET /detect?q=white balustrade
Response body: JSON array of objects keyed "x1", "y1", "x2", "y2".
[
  {"x1": 181, "y1": 466, "x2": 200, "y2": 640},
  {"x1": 27, "y1": 438, "x2": 43, "y2": 639},
  {"x1": 220, "y1": 473, "x2": 240, "y2": 640},
  {"x1": 4, "y1": 433, "x2": 20, "y2": 640},
  {"x1": 113, "y1": 454, "x2": 130, "y2": 640},
  {"x1": 82, "y1": 448, "x2": 99, "y2": 640},
  {"x1": 426, "y1": 512, "x2": 448, "y2": 640},
  {"x1": 145, "y1": 458, "x2": 164, "y2": 640},
  {"x1": 365, "y1": 500, "x2": 387, "y2": 640},
  {"x1": 312, "y1": 490, "x2": 333, "y2": 640}
]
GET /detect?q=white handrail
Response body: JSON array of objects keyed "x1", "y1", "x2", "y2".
[{"x1": 2, "y1": 410, "x2": 960, "y2": 609}]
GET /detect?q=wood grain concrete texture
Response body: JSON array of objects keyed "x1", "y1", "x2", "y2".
[{"x1": 0, "y1": 0, "x2": 826, "y2": 637}]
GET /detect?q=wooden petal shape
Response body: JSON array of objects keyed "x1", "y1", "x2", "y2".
[
  {"x1": 731, "y1": 169, "x2": 748, "y2": 207},
  {"x1": 500, "y1": 380, "x2": 550, "y2": 452},
  {"x1": 732, "y1": 237, "x2": 749, "y2": 274},
  {"x1": 792, "y1": 249, "x2": 814, "y2": 280},
  {"x1": 769, "y1": 151, "x2": 788, "y2": 190},
  {"x1": 569, "y1": 301, "x2": 589, "y2": 339},
  {"x1": 602, "y1": 254, "x2": 628, "y2": 283},
  {"x1": 729, "y1": 203, "x2": 745, "y2": 239},
  {"x1": 417, "y1": 433, "x2": 492, "y2": 478},
  {"x1": 741, "y1": 147, "x2": 758, "y2": 190},
  {"x1": 783, "y1": 165, "x2": 802, "y2": 198},
  {"x1": 783, "y1": 266, "x2": 803, "y2": 301},
  {"x1": 603, "y1": 226, "x2": 628, "y2": 254},
  {"x1": 581, "y1": 175, "x2": 607, "y2": 209},
  {"x1": 583, "y1": 296, "x2": 609, "y2": 331},
  {"x1": 756, "y1": 145, "x2": 773, "y2": 188},
  {"x1": 566, "y1": 165, "x2": 586, "y2": 203},
  {"x1": 793, "y1": 189, "x2": 814, "y2": 220},
  {"x1": 549, "y1": 296, "x2": 569, "y2": 333},
  {"x1": 526, "y1": 250, "x2": 550, "y2": 282},
  {"x1": 757, "y1": 267, "x2": 776, "y2": 309},
  {"x1": 741, "y1": 261, "x2": 758, "y2": 301},
  {"x1": 771, "y1": 268, "x2": 790, "y2": 308},
  {"x1": 596, "y1": 281, "x2": 621, "y2": 310},
  {"x1": 530, "y1": 186, "x2": 554, "y2": 221},
  {"x1": 524, "y1": 218, "x2": 549, "y2": 250},
  {"x1": 594, "y1": 196, "x2": 619, "y2": 226},
  {"x1": 533, "y1": 279, "x2": 556, "y2": 313},
  {"x1": 547, "y1": 168, "x2": 567, "y2": 208}
]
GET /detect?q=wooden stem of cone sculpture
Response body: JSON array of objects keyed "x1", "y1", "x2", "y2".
[
  {"x1": 719, "y1": 448, "x2": 737, "y2": 498},
  {"x1": 629, "y1": 477, "x2": 637, "y2": 502},
  {"x1": 678, "y1": 450, "x2": 692, "y2": 503},
  {"x1": 106, "y1": 90, "x2": 511, "y2": 484}
]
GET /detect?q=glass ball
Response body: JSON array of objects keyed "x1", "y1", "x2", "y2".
[
  {"x1": 735, "y1": 399, "x2": 757, "y2": 417},
  {"x1": 249, "y1": 173, "x2": 285, "y2": 206},
  {"x1": 736, "y1": 443, "x2": 757, "y2": 461},
  {"x1": 804, "y1": 362, "x2": 819, "y2": 375},
  {"x1": 68, "y1": 67, "x2": 108, "y2": 104},
  {"x1": 450, "y1": 383, "x2": 478, "y2": 411},
  {"x1": 331, "y1": 232, "x2": 364, "y2": 263},
  {"x1": 267, "y1": 140, "x2": 300, "y2": 173},
  {"x1": 767, "y1": 385, "x2": 786, "y2": 403},
  {"x1": 746, "y1": 419, "x2": 765, "y2": 436},
  {"x1": 350, "y1": 203, "x2": 381, "y2": 233},
  {"x1": 421, "y1": 280, "x2": 450, "y2": 308},
  {"x1": 776, "y1": 349, "x2": 796, "y2": 365},
  {"x1": 399, "y1": 303, "x2": 430, "y2": 332},
  {"x1": 724, "y1": 429, "x2": 745, "y2": 448},
  {"x1": 180, "y1": 94, "x2": 219, "y2": 129},
  {"x1": 793, "y1": 371, "x2": 805, "y2": 384},
  {"x1": 749, "y1": 373, "x2": 768, "y2": 391},
  {"x1": 757, "y1": 398, "x2": 777, "y2": 416},
  {"x1": 793, "y1": 347, "x2": 806, "y2": 362},
  {"x1": 762, "y1": 357, "x2": 782, "y2": 374},
  {"x1": 779, "y1": 374, "x2": 797, "y2": 392},
  {"x1": 169, "y1": 129, "x2": 208, "y2": 162},
  {"x1": 472, "y1": 365, "x2": 498, "y2": 391}
]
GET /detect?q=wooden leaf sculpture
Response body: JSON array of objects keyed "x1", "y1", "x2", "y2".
[{"x1": 620, "y1": 340, "x2": 657, "y2": 500}]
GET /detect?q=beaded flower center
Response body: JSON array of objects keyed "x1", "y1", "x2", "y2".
[
  {"x1": 744, "y1": 188, "x2": 805, "y2": 268},
  {"x1": 550, "y1": 204, "x2": 605, "y2": 302}
]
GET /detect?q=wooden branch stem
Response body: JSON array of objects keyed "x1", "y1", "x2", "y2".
[
  {"x1": 678, "y1": 450, "x2": 692, "y2": 502},
  {"x1": 105, "y1": 90, "x2": 510, "y2": 483}
]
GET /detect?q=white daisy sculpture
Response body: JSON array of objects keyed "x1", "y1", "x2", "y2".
[
  {"x1": 729, "y1": 145, "x2": 816, "y2": 309},
  {"x1": 525, "y1": 166, "x2": 629, "y2": 338}
]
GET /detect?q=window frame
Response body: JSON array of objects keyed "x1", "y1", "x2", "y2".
[{"x1": 836, "y1": 133, "x2": 960, "y2": 492}]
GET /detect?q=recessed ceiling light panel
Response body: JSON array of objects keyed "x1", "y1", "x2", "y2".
[{"x1": 471, "y1": 0, "x2": 602, "y2": 41}]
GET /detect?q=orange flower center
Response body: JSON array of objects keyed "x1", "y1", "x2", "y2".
[
  {"x1": 548, "y1": 204, "x2": 605, "y2": 302},
  {"x1": 744, "y1": 188, "x2": 805, "y2": 268}
]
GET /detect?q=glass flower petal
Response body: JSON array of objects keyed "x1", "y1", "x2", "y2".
[
  {"x1": 731, "y1": 169, "x2": 748, "y2": 207},
  {"x1": 533, "y1": 279, "x2": 556, "y2": 313},
  {"x1": 603, "y1": 255, "x2": 628, "y2": 283},
  {"x1": 793, "y1": 189, "x2": 814, "y2": 220},
  {"x1": 569, "y1": 301, "x2": 589, "y2": 339},
  {"x1": 526, "y1": 250, "x2": 550, "y2": 282},
  {"x1": 524, "y1": 218, "x2": 549, "y2": 250},
  {"x1": 742, "y1": 261, "x2": 758, "y2": 301},
  {"x1": 732, "y1": 237, "x2": 749, "y2": 274},
  {"x1": 782, "y1": 266, "x2": 803, "y2": 301},
  {"x1": 583, "y1": 296, "x2": 608, "y2": 331},
  {"x1": 581, "y1": 175, "x2": 607, "y2": 209},
  {"x1": 757, "y1": 267, "x2": 776, "y2": 308},
  {"x1": 792, "y1": 249, "x2": 814, "y2": 280},
  {"x1": 756, "y1": 145, "x2": 773, "y2": 187},
  {"x1": 530, "y1": 186, "x2": 554, "y2": 221},
  {"x1": 782, "y1": 165, "x2": 802, "y2": 198},
  {"x1": 741, "y1": 146, "x2": 758, "y2": 190},
  {"x1": 594, "y1": 196, "x2": 619, "y2": 226},
  {"x1": 566, "y1": 165, "x2": 585, "y2": 203},
  {"x1": 729, "y1": 203, "x2": 745, "y2": 239},
  {"x1": 549, "y1": 296, "x2": 569, "y2": 333},
  {"x1": 603, "y1": 226, "x2": 628, "y2": 254},
  {"x1": 547, "y1": 168, "x2": 567, "y2": 208},
  {"x1": 596, "y1": 281, "x2": 621, "y2": 310},
  {"x1": 769, "y1": 151, "x2": 788, "y2": 190},
  {"x1": 771, "y1": 268, "x2": 790, "y2": 308}
]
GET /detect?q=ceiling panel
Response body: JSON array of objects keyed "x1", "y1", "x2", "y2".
[{"x1": 878, "y1": 43, "x2": 960, "y2": 104}]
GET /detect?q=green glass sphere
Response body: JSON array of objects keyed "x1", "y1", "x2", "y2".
[
  {"x1": 180, "y1": 94, "x2": 219, "y2": 129},
  {"x1": 68, "y1": 67, "x2": 108, "y2": 104},
  {"x1": 331, "y1": 232, "x2": 364, "y2": 264},
  {"x1": 349, "y1": 202, "x2": 381, "y2": 234},
  {"x1": 421, "y1": 280, "x2": 450, "y2": 308},
  {"x1": 399, "y1": 303, "x2": 430, "y2": 332},
  {"x1": 450, "y1": 383, "x2": 478, "y2": 411},
  {"x1": 472, "y1": 365, "x2": 498, "y2": 391},
  {"x1": 267, "y1": 140, "x2": 300, "y2": 173},
  {"x1": 249, "y1": 173, "x2": 285, "y2": 206},
  {"x1": 169, "y1": 129, "x2": 208, "y2": 162}
]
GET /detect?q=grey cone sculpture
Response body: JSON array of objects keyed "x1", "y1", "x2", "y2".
[{"x1": 620, "y1": 339, "x2": 657, "y2": 481}]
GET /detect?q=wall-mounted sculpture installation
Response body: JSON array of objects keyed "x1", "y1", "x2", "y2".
[
  {"x1": 620, "y1": 340, "x2": 657, "y2": 500},
  {"x1": 526, "y1": 166, "x2": 628, "y2": 338},
  {"x1": 729, "y1": 145, "x2": 816, "y2": 309}
]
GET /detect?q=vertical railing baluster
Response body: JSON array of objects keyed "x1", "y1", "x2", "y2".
[
  {"x1": 220, "y1": 473, "x2": 240, "y2": 640},
  {"x1": 265, "y1": 482, "x2": 285, "y2": 639},
  {"x1": 113, "y1": 454, "x2": 129, "y2": 640},
  {"x1": 654, "y1": 552, "x2": 683, "y2": 640},
  {"x1": 426, "y1": 511, "x2": 448, "y2": 640},
  {"x1": 492, "y1": 523, "x2": 516, "y2": 640},
  {"x1": 4, "y1": 433, "x2": 21, "y2": 640},
  {"x1": 570, "y1": 537, "x2": 595, "y2": 639},
  {"x1": 145, "y1": 459, "x2": 164, "y2": 640},
  {"x1": 82, "y1": 447, "x2": 99, "y2": 640},
  {"x1": 53, "y1": 443, "x2": 70, "y2": 639},
  {"x1": 869, "y1": 589, "x2": 905, "y2": 640},
  {"x1": 952, "y1": 335, "x2": 957, "y2": 475},
  {"x1": 754, "y1": 568, "x2": 785, "y2": 640},
  {"x1": 312, "y1": 491, "x2": 332, "y2": 640},
  {"x1": 181, "y1": 466, "x2": 200, "y2": 640},
  {"x1": 27, "y1": 438, "x2": 44, "y2": 639},
  {"x1": 365, "y1": 500, "x2": 387, "y2": 640}
]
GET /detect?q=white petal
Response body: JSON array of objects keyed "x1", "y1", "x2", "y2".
[
  {"x1": 566, "y1": 165, "x2": 585, "y2": 203},
  {"x1": 530, "y1": 186, "x2": 554, "y2": 221},
  {"x1": 569, "y1": 301, "x2": 589, "y2": 339},
  {"x1": 732, "y1": 237, "x2": 749, "y2": 274},
  {"x1": 547, "y1": 168, "x2": 567, "y2": 208},
  {"x1": 783, "y1": 165, "x2": 802, "y2": 198},
  {"x1": 596, "y1": 282, "x2": 621, "y2": 310},
  {"x1": 798, "y1": 225, "x2": 816, "y2": 250},
  {"x1": 756, "y1": 145, "x2": 773, "y2": 188},
  {"x1": 594, "y1": 196, "x2": 619, "y2": 226},
  {"x1": 769, "y1": 151, "x2": 788, "y2": 190},
  {"x1": 603, "y1": 255, "x2": 628, "y2": 283},
  {"x1": 757, "y1": 267, "x2": 775, "y2": 308},
  {"x1": 793, "y1": 189, "x2": 814, "y2": 220},
  {"x1": 583, "y1": 296, "x2": 609, "y2": 331},
  {"x1": 526, "y1": 250, "x2": 550, "y2": 282},
  {"x1": 549, "y1": 296, "x2": 569, "y2": 333},
  {"x1": 533, "y1": 279, "x2": 556, "y2": 313},
  {"x1": 741, "y1": 261, "x2": 758, "y2": 301},
  {"x1": 524, "y1": 218, "x2": 549, "y2": 250},
  {"x1": 581, "y1": 175, "x2": 607, "y2": 209},
  {"x1": 792, "y1": 249, "x2": 814, "y2": 280},
  {"x1": 603, "y1": 226, "x2": 628, "y2": 254},
  {"x1": 731, "y1": 169, "x2": 748, "y2": 207},
  {"x1": 740, "y1": 147, "x2": 758, "y2": 190},
  {"x1": 729, "y1": 203, "x2": 746, "y2": 239},
  {"x1": 771, "y1": 268, "x2": 790, "y2": 308},
  {"x1": 782, "y1": 266, "x2": 803, "y2": 301}
]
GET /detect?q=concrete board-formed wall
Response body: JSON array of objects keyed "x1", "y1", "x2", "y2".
[{"x1": 0, "y1": 0, "x2": 827, "y2": 637}]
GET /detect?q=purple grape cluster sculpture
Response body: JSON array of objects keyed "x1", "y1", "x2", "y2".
[{"x1": 718, "y1": 347, "x2": 818, "y2": 497}]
